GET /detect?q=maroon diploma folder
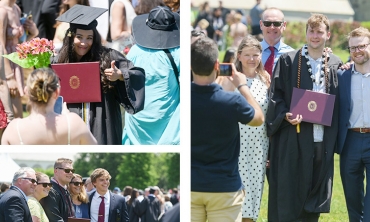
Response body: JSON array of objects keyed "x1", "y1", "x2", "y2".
[
  {"x1": 289, "y1": 87, "x2": 335, "y2": 126},
  {"x1": 68, "y1": 218, "x2": 90, "y2": 222},
  {"x1": 51, "y1": 62, "x2": 101, "y2": 103}
]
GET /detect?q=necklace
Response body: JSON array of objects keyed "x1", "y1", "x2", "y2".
[{"x1": 302, "y1": 45, "x2": 330, "y2": 93}]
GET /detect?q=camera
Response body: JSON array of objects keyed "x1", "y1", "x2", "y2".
[{"x1": 219, "y1": 63, "x2": 233, "y2": 76}]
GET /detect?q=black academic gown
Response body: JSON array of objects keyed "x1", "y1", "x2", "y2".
[
  {"x1": 52, "y1": 48, "x2": 145, "y2": 145},
  {"x1": 266, "y1": 49, "x2": 342, "y2": 221}
]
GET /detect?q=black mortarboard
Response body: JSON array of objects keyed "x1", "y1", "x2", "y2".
[{"x1": 56, "y1": 4, "x2": 107, "y2": 30}]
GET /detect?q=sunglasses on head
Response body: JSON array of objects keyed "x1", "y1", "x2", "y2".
[
  {"x1": 56, "y1": 167, "x2": 75, "y2": 173},
  {"x1": 70, "y1": 182, "x2": 83, "y2": 186},
  {"x1": 191, "y1": 30, "x2": 206, "y2": 37},
  {"x1": 38, "y1": 183, "x2": 52, "y2": 188},
  {"x1": 21, "y1": 177, "x2": 37, "y2": 184},
  {"x1": 262, "y1": 21, "x2": 283, "y2": 27}
]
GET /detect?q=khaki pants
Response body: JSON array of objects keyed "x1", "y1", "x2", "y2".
[{"x1": 191, "y1": 189, "x2": 245, "y2": 222}]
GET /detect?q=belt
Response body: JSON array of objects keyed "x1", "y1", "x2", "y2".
[{"x1": 350, "y1": 128, "x2": 370, "y2": 133}]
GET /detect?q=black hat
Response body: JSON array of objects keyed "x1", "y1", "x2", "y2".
[
  {"x1": 132, "y1": 6, "x2": 180, "y2": 49},
  {"x1": 56, "y1": 4, "x2": 107, "y2": 30}
]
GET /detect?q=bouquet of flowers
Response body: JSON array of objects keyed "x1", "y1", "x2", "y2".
[{"x1": 2, "y1": 37, "x2": 54, "y2": 68}]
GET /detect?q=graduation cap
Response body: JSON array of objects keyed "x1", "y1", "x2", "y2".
[{"x1": 56, "y1": 4, "x2": 107, "y2": 31}]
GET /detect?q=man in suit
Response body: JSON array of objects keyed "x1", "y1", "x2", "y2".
[
  {"x1": 88, "y1": 168, "x2": 129, "y2": 222},
  {"x1": 0, "y1": 167, "x2": 36, "y2": 222},
  {"x1": 169, "y1": 188, "x2": 179, "y2": 206},
  {"x1": 337, "y1": 26, "x2": 370, "y2": 222},
  {"x1": 40, "y1": 158, "x2": 75, "y2": 221},
  {"x1": 16, "y1": 0, "x2": 61, "y2": 40}
]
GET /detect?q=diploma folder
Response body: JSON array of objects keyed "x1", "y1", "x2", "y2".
[
  {"x1": 289, "y1": 87, "x2": 335, "y2": 126},
  {"x1": 68, "y1": 218, "x2": 90, "y2": 222},
  {"x1": 51, "y1": 62, "x2": 101, "y2": 103}
]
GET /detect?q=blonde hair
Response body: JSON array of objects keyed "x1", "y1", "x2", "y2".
[
  {"x1": 234, "y1": 35, "x2": 270, "y2": 88},
  {"x1": 27, "y1": 68, "x2": 59, "y2": 104},
  {"x1": 306, "y1": 13, "x2": 330, "y2": 32},
  {"x1": 90, "y1": 168, "x2": 111, "y2": 184},
  {"x1": 69, "y1": 173, "x2": 89, "y2": 203},
  {"x1": 347, "y1": 27, "x2": 370, "y2": 40}
]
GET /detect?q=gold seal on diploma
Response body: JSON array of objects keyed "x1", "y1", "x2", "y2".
[
  {"x1": 308, "y1": 101, "x2": 317, "y2": 112},
  {"x1": 69, "y1": 76, "x2": 80, "y2": 89}
]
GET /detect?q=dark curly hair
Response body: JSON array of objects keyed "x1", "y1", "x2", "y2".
[{"x1": 57, "y1": 26, "x2": 113, "y2": 92}]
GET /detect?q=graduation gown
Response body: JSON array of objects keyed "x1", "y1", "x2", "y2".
[
  {"x1": 52, "y1": 48, "x2": 145, "y2": 145},
  {"x1": 265, "y1": 49, "x2": 342, "y2": 221}
]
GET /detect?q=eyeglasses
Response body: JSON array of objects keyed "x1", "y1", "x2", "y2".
[
  {"x1": 38, "y1": 183, "x2": 53, "y2": 188},
  {"x1": 191, "y1": 30, "x2": 206, "y2": 37},
  {"x1": 21, "y1": 177, "x2": 37, "y2": 184},
  {"x1": 56, "y1": 168, "x2": 75, "y2": 173},
  {"x1": 348, "y1": 43, "x2": 370, "y2": 52},
  {"x1": 262, "y1": 21, "x2": 284, "y2": 27},
  {"x1": 70, "y1": 182, "x2": 83, "y2": 186}
]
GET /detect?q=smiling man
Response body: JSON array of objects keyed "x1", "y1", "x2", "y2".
[
  {"x1": 260, "y1": 8, "x2": 294, "y2": 77},
  {"x1": 266, "y1": 14, "x2": 343, "y2": 221},
  {"x1": 40, "y1": 158, "x2": 75, "y2": 221},
  {"x1": 88, "y1": 168, "x2": 128, "y2": 222},
  {"x1": 0, "y1": 167, "x2": 36, "y2": 222},
  {"x1": 337, "y1": 27, "x2": 370, "y2": 222}
]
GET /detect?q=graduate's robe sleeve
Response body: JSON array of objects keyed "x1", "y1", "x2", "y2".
[{"x1": 110, "y1": 49, "x2": 145, "y2": 114}]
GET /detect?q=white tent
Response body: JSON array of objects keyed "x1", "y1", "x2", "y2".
[{"x1": 0, "y1": 153, "x2": 21, "y2": 183}]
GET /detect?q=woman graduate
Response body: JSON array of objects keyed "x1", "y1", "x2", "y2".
[{"x1": 52, "y1": 4, "x2": 145, "y2": 145}]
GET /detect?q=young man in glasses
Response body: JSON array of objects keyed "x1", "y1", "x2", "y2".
[
  {"x1": 337, "y1": 27, "x2": 370, "y2": 222},
  {"x1": 266, "y1": 14, "x2": 342, "y2": 221},
  {"x1": 0, "y1": 167, "x2": 36, "y2": 222},
  {"x1": 40, "y1": 158, "x2": 75, "y2": 221},
  {"x1": 88, "y1": 168, "x2": 129, "y2": 222}
]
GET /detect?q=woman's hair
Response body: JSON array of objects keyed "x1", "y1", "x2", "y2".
[
  {"x1": 27, "y1": 68, "x2": 60, "y2": 105},
  {"x1": 128, "y1": 188, "x2": 138, "y2": 206},
  {"x1": 123, "y1": 186, "x2": 132, "y2": 197},
  {"x1": 69, "y1": 173, "x2": 89, "y2": 203},
  {"x1": 234, "y1": 35, "x2": 270, "y2": 88},
  {"x1": 54, "y1": 0, "x2": 90, "y2": 28},
  {"x1": 35, "y1": 172, "x2": 49, "y2": 181},
  {"x1": 57, "y1": 26, "x2": 113, "y2": 92},
  {"x1": 134, "y1": 0, "x2": 166, "y2": 15},
  {"x1": 223, "y1": 48, "x2": 236, "y2": 63}
]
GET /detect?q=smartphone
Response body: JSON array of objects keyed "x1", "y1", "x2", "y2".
[
  {"x1": 219, "y1": 63, "x2": 233, "y2": 76},
  {"x1": 54, "y1": 96, "x2": 63, "y2": 114}
]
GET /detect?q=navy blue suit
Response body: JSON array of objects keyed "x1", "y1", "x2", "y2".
[
  {"x1": 88, "y1": 191, "x2": 129, "y2": 222},
  {"x1": 338, "y1": 66, "x2": 370, "y2": 222},
  {"x1": 0, "y1": 186, "x2": 32, "y2": 222}
]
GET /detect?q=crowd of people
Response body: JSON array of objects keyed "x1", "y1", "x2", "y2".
[
  {"x1": 0, "y1": 158, "x2": 180, "y2": 222},
  {"x1": 0, "y1": 0, "x2": 180, "y2": 145},
  {"x1": 191, "y1": 4, "x2": 370, "y2": 222}
]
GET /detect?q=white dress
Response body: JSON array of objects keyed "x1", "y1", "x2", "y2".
[{"x1": 238, "y1": 75, "x2": 269, "y2": 221}]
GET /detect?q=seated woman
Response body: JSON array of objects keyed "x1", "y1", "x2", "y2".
[
  {"x1": 1, "y1": 68, "x2": 97, "y2": 145},
  {"x1": 69, "y1": 173, "x2": 89, "y2": 219},
  {"x1": 27, "y1": 172, "x2": 51, "y2": 222}
]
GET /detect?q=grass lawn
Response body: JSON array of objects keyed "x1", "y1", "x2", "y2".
[{"x1": 257, "y1": 154, "x2": 349, "y2": 221}]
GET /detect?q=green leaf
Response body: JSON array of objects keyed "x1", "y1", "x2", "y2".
[{"x1": 2, "y1": 52, "x2": 52, "y2": 68}]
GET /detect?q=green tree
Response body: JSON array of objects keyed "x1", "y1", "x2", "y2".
[
  {"x1": 116, "y1": 153, "x2": 155, "y2": 189},
  {"x1": 73, "y1": 153, "x2": 180, "y2": 191},
  {"x1": 167, "y1": 153, "x2": 180, "y2": 189}
]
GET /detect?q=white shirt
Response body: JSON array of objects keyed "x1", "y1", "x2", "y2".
[
  {"x1": 90, "y1": 191, "x2": 110, "y2": 222},
  {"x1": 88, "y1": 0, "x2": 109, "y2": 42},
  {"x1": 305, "y1": 52, "x2": 325, "y2": 142}
]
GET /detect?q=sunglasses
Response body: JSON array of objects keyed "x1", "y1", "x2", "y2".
[
  {"x1": 191, "y1": 30, "x2": 206, "y2": 37},
  {"x1": 262, "y1": 21, "x2": 283, "y2": 27},
  {"x1": 56, "y1": 167, "x2": 75, "y2": 173},
  {"x1": 21, "y1": 177, "x2": 37, "y2": 184},
  {"x1": 38, "y1": 182, "x2": 53, "y2": 188},
  {"x1": 70, "y1": 182, "x2": 83, "y2": 186}
]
